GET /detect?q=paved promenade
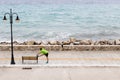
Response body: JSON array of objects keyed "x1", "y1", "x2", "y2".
[
  {"x1": 0, "y1": 51, "x2": 120, "y2": 66},
  {"x1": 0, "y1": 51, "x2": 120, "y2": 80}
]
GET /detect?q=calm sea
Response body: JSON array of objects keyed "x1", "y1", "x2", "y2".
[{"x1": 0, "y1": 4, "x2": 120, "y2": 42}]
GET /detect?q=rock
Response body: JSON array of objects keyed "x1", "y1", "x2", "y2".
[
  {"x1": 73, "y1": 42, "x2": 80, "y2": 45},
  {"x1": 80, "y1": 39, "x2": 92, "y2": 45},
  {"x1": 38, "y1": 42, "x2": 42, "y2": 45},
  {"x1": 98, "y1": 40, "x2": 108, "y2": 45},
  {"x1": 41, "y1": 41, "x2": 48, "y2": 45},
  {"x1": 25, "y1": 41, "x2": 36, "y2": 45},
  {"x1": 108, "y1": 40, "x2": 115, "y2": 45},
  {"x1": 0, "y1": 42, "x2": 10, "y2": 45},
  {"x1": 94, "y1": 41, "x2": 100, "y2": 45},
  {"x1": 115, "y1": 39, "x2": 120, "y2": 45},
  {"x1": 62, "y1": 41, "x2": 71, "y2": 45},
  {"x1": 13, "y1": 41, "x2": 19, "y2": 45},
  {"x1": 69, "y1": 37, "x2": 76, "y2": 43},
  {"x1": 20, "y1": 42, "x2": 26, "y2": 45},
  {"x1": 94, "y1": 40, "x2": 108, "y2": 45},
  {"x1": 48, "y1": 41, "x2": 57, "y2": 45},
  {"x1": 56, "y1": 41, "x2": 62, "y2": 45}
]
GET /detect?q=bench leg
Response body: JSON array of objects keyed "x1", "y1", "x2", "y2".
[
  {"x1": 22, "y1": 60, "x2": 23, "y2": 64},
  {"x1": 22, "y1": 57, "x2": 24, "y2": 64},
  {"x1": 37, "y1": 57, "x2": 38, "y2": 64}
]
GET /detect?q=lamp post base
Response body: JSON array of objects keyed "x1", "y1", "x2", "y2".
[{"x1": 11, "y1": 61, "x2": 15, "y2": 64}]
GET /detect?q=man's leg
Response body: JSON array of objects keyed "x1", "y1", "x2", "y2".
[
  {"x1": 45, "y1": 54, "x2": 49, "y2": 63},
  {"x1": 46, "y1": 57, "x2": 49, "y2": 63}
]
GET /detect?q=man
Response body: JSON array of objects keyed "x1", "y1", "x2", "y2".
[{"x1": 37, "y1": 48, "x2": 49, "y2": 63}]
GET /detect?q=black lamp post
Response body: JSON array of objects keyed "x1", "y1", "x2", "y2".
[{"x1": 3, "y1": 9, "x2": 20, "y2": 64}]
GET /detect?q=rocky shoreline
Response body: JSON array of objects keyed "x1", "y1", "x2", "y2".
[
  {"x1": 0, "y1": 38, "x2": 120, "y2": 51},
  {"x1": 0, "y1": 38, "x2": 120, "y2": 45}
]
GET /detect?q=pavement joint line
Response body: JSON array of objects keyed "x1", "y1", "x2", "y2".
[{"x1": 0, "y1": 58, "x2": 120, "y2": 60}]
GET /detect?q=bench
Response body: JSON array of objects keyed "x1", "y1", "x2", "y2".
[{"x1": 22, "y1": 56, "x2": 38, "y2": 64}]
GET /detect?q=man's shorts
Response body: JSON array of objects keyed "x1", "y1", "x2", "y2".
[{"x1": 44, "y1": 53, "x2": 48, "y2": 57}]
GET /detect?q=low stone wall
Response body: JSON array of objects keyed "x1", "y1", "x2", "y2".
[{"x1": 0, "y1": 45, "x2": 120, "y2": 51}]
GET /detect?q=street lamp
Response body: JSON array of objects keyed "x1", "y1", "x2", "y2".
[{"x1": 3, "y1": 9, "x2": 20, "y2": 64}]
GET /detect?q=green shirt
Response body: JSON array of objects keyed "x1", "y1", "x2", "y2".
[{"x1": 40, "y1": 48, "x2": 48, "y2": 55}]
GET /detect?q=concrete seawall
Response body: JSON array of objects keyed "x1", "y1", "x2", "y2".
[{"x1": 0, "y1": 45, "x2": 120, "y2": 51}]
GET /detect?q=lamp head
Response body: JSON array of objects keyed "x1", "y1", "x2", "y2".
[
  {"x1": 16, "y1": 16, "x2": 20, "y2": 21},
  {"x1": 3, "y1": 16, "x2": 7, "y2": 20}
]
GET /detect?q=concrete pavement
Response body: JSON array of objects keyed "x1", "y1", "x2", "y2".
[
  {"x1": 0, "y1": 67, "x2": 120, "y2": 80},
  {"x1": 0, "y1": 51, "x2": 120, "y2": 80}
]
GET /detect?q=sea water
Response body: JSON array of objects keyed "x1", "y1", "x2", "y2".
[{"x1": 0, "y1": 4, "x2": 120, "y2": 42}]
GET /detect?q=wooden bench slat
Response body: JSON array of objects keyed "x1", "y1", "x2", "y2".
[
  {"x1": 22, "y1": 56, "x2": 38, "y2": 64},
  {"x1": 22, "y1": 57, "x2": 37, "y2": 60}
]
